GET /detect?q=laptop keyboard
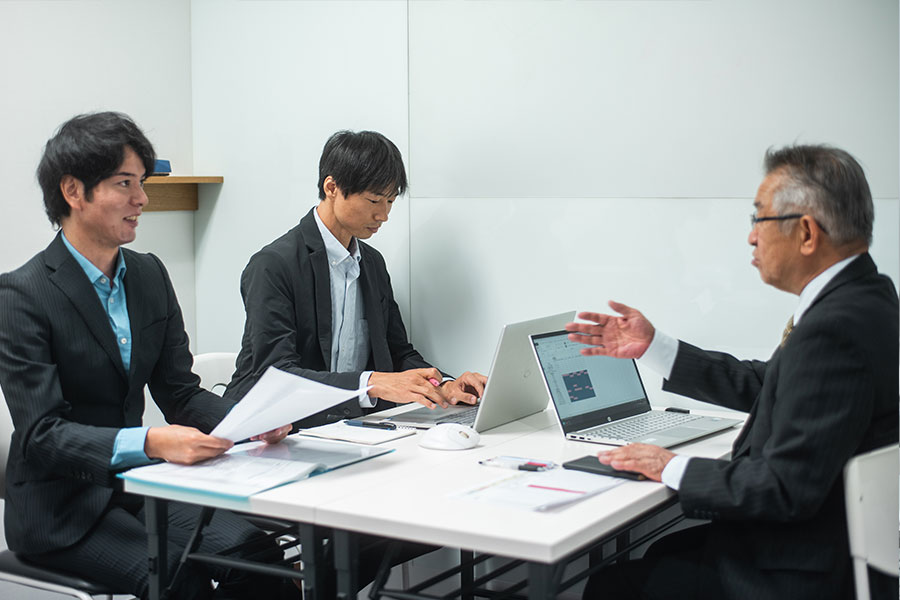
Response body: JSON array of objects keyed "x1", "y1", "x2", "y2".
[
  {"x1": 582, "y1": 412, "x2": 703, "y2": 443},
  {"x1": 438, "y1": 406, "x2": 479, "y2": 425}
]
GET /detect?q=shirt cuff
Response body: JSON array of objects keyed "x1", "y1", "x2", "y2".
[
  {"x1": 660, "y1": 454, "x2": 691, "y2": 490},
  {"x1": 110, "y1": 426, "x2": 151, "y2": 469},
  {"x1": 638, "y1": 330, "x2": 679, "y2": 380},
  {"x1": 358, "y1": 371, "x2": 376, "y2": 408}
]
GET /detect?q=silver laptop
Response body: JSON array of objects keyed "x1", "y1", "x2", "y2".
[
  {"x1": 530, "y1": 330, "x2": 741, "y2": 448},
  {"x1": 385, "y1": 311, "x2": 576, "y2": 432}
]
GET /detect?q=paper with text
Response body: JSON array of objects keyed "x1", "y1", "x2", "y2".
[
  {"x1": 456, "y1": 468, "x2": 624, "y2": 512},
  {"x1": 211, "y1": 367, "x2": 370, "y2": 441}
]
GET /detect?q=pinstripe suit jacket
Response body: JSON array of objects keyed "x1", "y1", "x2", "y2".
[
  {"x1": 0, "y1": 234, "x2": 235, "y2": 555},
  {"x1": 224, "y1": 208, "x2": 435, "y2": 427},
  {"x1": 664, "y1": 253, "x2": 898, "y2": 600}
]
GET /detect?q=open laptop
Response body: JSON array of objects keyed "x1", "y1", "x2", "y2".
[
  {"x1": 530, "y1": 330, "x2": 741, "y2": 448},
  {"x1": 384, "y1": 311, "x2": 576, "y2": 432}
]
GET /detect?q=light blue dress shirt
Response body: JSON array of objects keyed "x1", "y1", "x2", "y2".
[
  {"x1": 313, "y1": 208, "x2": 375, "y2": 407},
  {"x1": 61, "y1": 233, "x2": 150, "y2": 469}
]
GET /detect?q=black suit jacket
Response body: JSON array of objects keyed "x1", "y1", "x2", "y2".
[
  {"x1": 225, "y1": 208, "x2": 435, "y2": 426},
  {"x1": 0, "y1": 234, "x2": 234, "y2": 555},
  {"x1": 664, "y1": 253, "x2": 898, "y2": 600}
]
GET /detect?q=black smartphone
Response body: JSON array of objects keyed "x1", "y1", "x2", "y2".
[{"x1": 562, "y1": 455, "x2": 646, "y2": 481}]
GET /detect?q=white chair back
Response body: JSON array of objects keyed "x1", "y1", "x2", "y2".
[
  {"x1": 191, "y1": 352, "x2": 239, "y2": 396},
  {"x1": 844, "y1": 444, "x2": 899, "y2": 600}
]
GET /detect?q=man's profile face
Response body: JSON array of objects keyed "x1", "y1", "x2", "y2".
[
  {"x1": 748, "y1": 171, "x2": 798, "y2": 292},
  {"x1": 72, "y1": 146, "x2": 148, "y2": 249},
  {"x1": 329, "y1": 184, "x2": 395, "y2": 245}
]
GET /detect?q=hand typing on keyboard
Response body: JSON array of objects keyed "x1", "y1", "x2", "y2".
[{"x1": 437, "y1": 371, "x2": 487, "y2": 406}]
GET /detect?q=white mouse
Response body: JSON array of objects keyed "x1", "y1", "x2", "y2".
[{"x1": 418, "y1": 423, "x2": 480, "y2": 450}]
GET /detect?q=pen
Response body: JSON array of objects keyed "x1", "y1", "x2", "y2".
[
  {"x1": 428, "y1": 378, "x2": 441, "y2": 387},
  {"x1": 344, "y1": 419, "x2": 397, "y2": 430}
]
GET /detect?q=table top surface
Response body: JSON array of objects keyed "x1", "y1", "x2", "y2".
[{"x1": 124, "y1": 406, "x2": 742, "y2": 564}]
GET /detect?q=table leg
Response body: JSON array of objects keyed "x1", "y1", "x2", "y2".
[
  {"x1": 145, "y1": 497, "x2": 168, "y2": 600},
  {"x1": 333, "y1": 529, "x2": 359, "y2": 599},
  {"x1": 460, "y1": 550, "x2": 474, "y2": 600},
  {"x1": 527, "y1": 562, "x2": 556, "y2": 600},
  {"x1": 299, "y1": 524, "x2": 326, "y2": 600}
]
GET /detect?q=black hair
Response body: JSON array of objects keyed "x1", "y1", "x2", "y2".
[
  {"x1": 764, "y1": 144, "x2": 873, "y2": 246},
  {"x1": 317, "y1": 130, "x2": 407, "y2": 200},
  {"x1": 37, "y1": 112, "x2": 156, "y2": 227}
]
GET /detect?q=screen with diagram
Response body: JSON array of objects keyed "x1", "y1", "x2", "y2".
[{"x1": 532, "y1": 331, "x2": 646, "y2": 420}]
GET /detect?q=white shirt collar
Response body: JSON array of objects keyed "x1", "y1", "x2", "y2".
[
  {"x1": 794, "y1": 254, "x2": 859, "y2": 325},
  {"x1": 313, "y1": 205, "x2": 361, "y2": 267}
]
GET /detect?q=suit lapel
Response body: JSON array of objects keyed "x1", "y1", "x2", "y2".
[
  {"x1": 44, "y1": 235, "x2": 128, "y2": 381},
  {"x1": 123, "y1": 251, "x2": 143, "y2": 381},
  {"x1": 358, "y1": 247, "x2": 389, "y2": 370},
  {"x1": 299, "y1": 210, "x2": 334, "y2": 368}
]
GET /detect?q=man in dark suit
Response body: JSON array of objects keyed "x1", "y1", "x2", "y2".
[
  {"x1": 0, "y1": 112, "x2": 293, "y2": 599},
  {"x1": 566, "y1": 144, "x2": 898, "y2": 600},
  {"x1": 226, "y1": 130, "x2": 486, "y2": 427}
]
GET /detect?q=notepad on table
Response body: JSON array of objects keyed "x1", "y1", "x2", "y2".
[{"x1": 120, "y1": 435, "x2": 392, "y2": 498}]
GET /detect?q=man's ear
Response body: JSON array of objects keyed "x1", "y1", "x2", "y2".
[
  {"x1": 322, "y1": 176, "x2": 341, "y2": 201},
  {"x1": 60, "y1": 175, "x2": 86, "y2": 211},
  {"x1": 797, "y1": 215, "x2": 820, "y2": 257}
]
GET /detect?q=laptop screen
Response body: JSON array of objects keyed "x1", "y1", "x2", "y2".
[{"x1": 530, "y1": 330, "x2": 650, "y2": 433}]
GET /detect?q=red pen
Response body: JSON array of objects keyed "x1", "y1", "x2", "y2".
[{"x1": 428, "y1": 378, "x2": 441, "y2": 386}]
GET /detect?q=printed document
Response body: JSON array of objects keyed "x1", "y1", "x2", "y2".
[
  {"x1": 456, "y1": 469, "x2": 623, "y2": 512},
  {"x1": 211, "y1": 366, "x2": 370, "y2": 441}
]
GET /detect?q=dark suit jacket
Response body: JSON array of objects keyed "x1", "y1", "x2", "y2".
[
  {"x1": 0, "y1": 234, "x2": 234, "y2": 555},
  {"x1": 225, "y1": 208, "x2": 435, "y2": 427},
  {"x1": 664, "y1": 253, "x2": 898, "y2": 600}
]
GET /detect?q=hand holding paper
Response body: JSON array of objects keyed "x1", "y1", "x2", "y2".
[{"x1": 211, "y1": 367, "x2": 371, "y2": 442}]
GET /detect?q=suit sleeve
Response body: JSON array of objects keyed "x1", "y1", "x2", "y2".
[
  {"x1": 676, "y1": 326, "x2": 875, "y2": 522},
  {"x1": 663, "y1": 341, "x2": 767, "y2": 412},
  {"x1": 0, "y1": 272, "x2": 119, "y2": 486},
  {"x1": 145, "y1": 254, "x2": 234, "y2": 433},
  {"x1": 239, "y1": 250, "x2": 360, "y2": 390}
]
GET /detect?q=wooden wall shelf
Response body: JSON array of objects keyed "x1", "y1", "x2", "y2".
[{"x1": 143, "y1": 176, "x2": 224, "y2": 211}]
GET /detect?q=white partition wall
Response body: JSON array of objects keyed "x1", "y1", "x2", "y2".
[
  {"x1": 0, "y1": 0, "x2": 199, "y2": 345},
  {"x1": 403, "y1": 0, "x2": 900, "y2": 409},
  {"x1": 189, "y1": 0, "x2": 898, "y2": 414},
  {"x1": 191, "y1": 0, "x2": 411, "y2": 353}
]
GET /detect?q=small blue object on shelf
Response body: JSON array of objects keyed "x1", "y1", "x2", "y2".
[{"x1": 152, "y1": 159, "x2": 171, "y2": 175}]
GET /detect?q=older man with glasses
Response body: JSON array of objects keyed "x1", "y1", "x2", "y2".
[{"x1": 567, "y1": 144, "x2": 898, "y2": 600}]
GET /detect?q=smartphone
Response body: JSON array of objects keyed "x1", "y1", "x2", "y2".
[{"x1": 562, "y1": 455, "x2": 646, "y2": 480}]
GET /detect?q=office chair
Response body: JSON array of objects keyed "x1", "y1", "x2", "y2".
[
  {"x1": 0, "y1": 385, "x2": 122, "y2": 599},
  {"x1": 191, "y1": 352, "x2": 239, "y2": 396},
  {"x1": 843, "y1": 444, "x2": 899, "y2": 600}
]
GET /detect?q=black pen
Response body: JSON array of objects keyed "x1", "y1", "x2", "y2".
[{"x1": 344, "y1": 419, "x2": 396, "y2": 430}]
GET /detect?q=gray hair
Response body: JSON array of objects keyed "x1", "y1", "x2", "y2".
[{"x1": 764, "y1": 144, "x2": 873, "y2": 246}]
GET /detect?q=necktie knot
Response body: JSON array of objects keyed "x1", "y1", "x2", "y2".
[{"x1": 780, "y1": 316, "x2": 794, "y2": 347}]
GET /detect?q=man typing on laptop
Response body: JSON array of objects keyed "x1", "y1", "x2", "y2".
[
  {"x1": 566, "y1": 145, "x2": 897, "y2": 600},
  {"x1": 225, "y1": 130, "x2": 486, "y2": 426}
]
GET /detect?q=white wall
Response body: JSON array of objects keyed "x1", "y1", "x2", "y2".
[
  {"x1": 191, "y1": 0, "x2": 411, "y2": 352},
  {"x1": 191, "y1": 0, "x2": 899, "y2": 413},
  {"x1": 0, "y1": 0, "x2": 199, "y2": 346}
]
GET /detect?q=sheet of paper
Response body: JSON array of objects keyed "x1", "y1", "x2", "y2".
[
  {"x1": 121, "y1": 454, "x2": 319, "y2": 498},
  {"x1": 455, "y1": 468, "x2": 624, "y2": 512},
  {"x1": 298, "y1": 421, "x2": 415, "y2": 445},
  {"x1": 211, "y1": 367, "x2": 370, "y2": 441}
]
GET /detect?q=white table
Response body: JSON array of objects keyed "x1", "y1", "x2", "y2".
[{"x1": 125, "y1": 408, "x2": 741, "y2": 599}]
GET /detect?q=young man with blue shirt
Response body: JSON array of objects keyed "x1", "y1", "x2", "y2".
[{"x1": 0, "y1": 112, "x2": 293, "y2": 599}]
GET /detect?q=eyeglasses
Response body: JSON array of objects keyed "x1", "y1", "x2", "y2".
[{"x1": 749, "y1": 213, "x2": 828, "y2": 234}]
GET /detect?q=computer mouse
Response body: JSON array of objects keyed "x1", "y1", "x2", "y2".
[{"x1": 418, "y1": 423, "x2": 480, "y2": 451}]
